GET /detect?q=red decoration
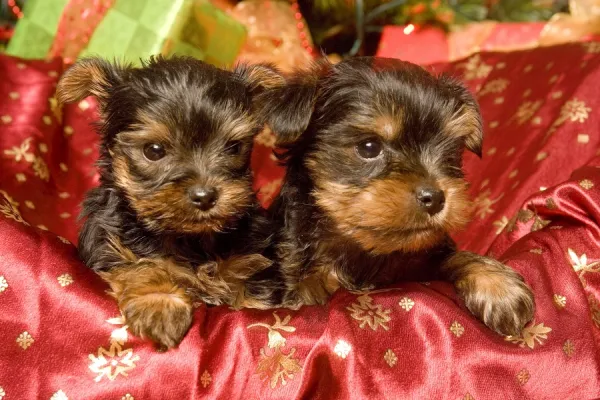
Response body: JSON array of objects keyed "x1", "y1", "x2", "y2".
[{"x1": 2, "y1": 40, "x2": 600, "y2": 398}]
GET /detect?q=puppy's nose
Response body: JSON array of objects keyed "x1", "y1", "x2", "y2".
[
  {"x1": 416, "y1": 187, "x2": 445, "y2": 215},
  {"x1": 188, "y1": 186, "x2": 218, "y2": 210}
]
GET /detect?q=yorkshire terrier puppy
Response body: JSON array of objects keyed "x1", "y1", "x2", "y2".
[
  {"x1": 263, "y1": 57, "x2": 534, "y2": 336},
  {"x1": 56, "y1": 56, "x2": 284, "y2": 349}
]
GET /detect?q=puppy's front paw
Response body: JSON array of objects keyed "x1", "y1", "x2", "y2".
[
  {"x1": 449, "y1": 254, "x2": 535, "y2": 336},
  {"x1": 121, "y1": 289, "x2": 193, "y2": 350}
]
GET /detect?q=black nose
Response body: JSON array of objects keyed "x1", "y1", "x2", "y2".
[
  {"x1": 188, "y1": 186, "x2": 218, "y2": 210},
  {"x1": 416, "y1": 187, "x2": 445, "y2": 215}
]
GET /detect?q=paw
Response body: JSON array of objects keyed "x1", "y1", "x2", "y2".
[
  {"x1": 454, "y1": 258, "x2": 535, "y2": 336},
  {"x1": 121, "y1": 291, "x2": 193, "y2": 350}
]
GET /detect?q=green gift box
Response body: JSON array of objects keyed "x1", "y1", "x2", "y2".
[{"x1": 7, "y1": 0, "x2": 246, "y2": 68}]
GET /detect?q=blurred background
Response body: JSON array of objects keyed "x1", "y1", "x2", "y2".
[{"x1": 0, "y1": 0, "x2": 597, "y2": 72}]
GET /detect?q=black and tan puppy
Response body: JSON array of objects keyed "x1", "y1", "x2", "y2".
[
  {"x1": 57, "y1": 56, "x2": 284, "y2": 349},
  {"x1": 262, "y1": 57, "x2": 534, "y2": 336}
]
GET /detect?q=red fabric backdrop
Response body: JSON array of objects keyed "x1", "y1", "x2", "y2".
[{"x1": 1, "y1": 42, "x2": 600, "y2": 399}]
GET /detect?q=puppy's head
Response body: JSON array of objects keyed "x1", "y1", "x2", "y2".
[
  {"x1": 265, "y1": 57, "x2": 482, "y2": 254},
  {"x1": 57, "y1": 56, "x2": 283, "y2": 234}
]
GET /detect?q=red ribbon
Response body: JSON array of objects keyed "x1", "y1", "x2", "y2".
[{"x1": 47, "y1": 0, "x2": 115, "y2": 64}]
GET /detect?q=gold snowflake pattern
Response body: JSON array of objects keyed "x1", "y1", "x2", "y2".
[
  {"x1": 517, "y1": 369, "x2": 530, "y2": 385},
  {"x1": 563, "y1": 340, "x2": 575, "y2": 357},
  {"x1": 478, "y1": 78, "x2": 509, "y2": 96},
  {"x1": 248, "y1": 312, "x2": 301, "y2": 389},
  {"x1": 0, "y1": 386, "x2": 5, "y2": 399},
  {"x1": 568, "y1": 248, "x2": 600, "y2": 287},
  {"x1": 579, "y1": 179, "x2": 594, "y2": 189},
  {"x1": 32, "y1": 156, "x2": 49, "y2": 181},
  {"x1": 122, "y1": 395, "x2": 134, "y2": 400},
  {"x1": 459, "y1": 54, "x2": 492, "y2": 80},
  {"x1": 531, "y1": 215, "x2": 551, "y2": 232},
  {"x1": 493, "y1": 216, "x2": 509, "y2": 234},
  {"x1": 515, "y1": 100, "x2": 543, "y2": 125},
  {"x1": 472, "y1": 189, "x2": 504, "y2": 220},
  {"x1": 530, "y1": 248, "x2": 543, "y2": 254},
  {"x1": 347, "y1": 293, "x2": 392, "y2": 331},
  {"x1": 57, "y1": 273, "x2": 74, "y2": 287},
  {"x1": 0, "y1": 190, "x2": 27, "y2": 225},
  {"x1": 545, "y1": 198, "x2": 557, "y2": 209},
  {"x1": 88, "y1": 340, "x2": 140, "y2": 382},
  {"x1": 588, "y1": 295, "x2": 600, "y2": 329},
  {"x1": 505, "y1": 321, "x2": 552, "y2": 349},
  {"x1": 50, "y1": 390, "x2": 68, "y2": 400},
  {"x1": 546, "y1": 99, "x2": 592, "y2": 140},
  {"x1": 334, "y1": 340, "x2": 351, "y2": 359},
  {"x1": 553, "y1": 294, "x2": 567, "y2": 309},
  {"x1": 48, "y1": 97, "x2": 63, "y2": 123},
  {"x1": 0, "y1": 276, "x2": 7, "y2": 293},
  {"x1": 4, "y1": 137, "x2": 34, "y2": 162},
  {"x1": 16, "y1": 331, "x2": 34, "y2": 349},
  {"x1": 450, "y1": 321, "x2": 464, "y2": 338},
  {"x1": 463, "y1": 393, "x2": 475, "y2": 400},
  {"x1": 383, "y1": 349, "x2": 397, "y2": 367},
  {"x1": 200, "y1": 370, "x2": 212, "y2": 388},
  {"x1": 4, "y1": 137, "x2": 50, "y2": 181},
  {"x1": 255, "y1": 127, "x2": 277, "y2": 148},
  {"x1": 582, "y1": 42, "x2": 600, "y2": 53},
  {"x1": 398, "y1": 297, "x2": 415, "y2": 311}
]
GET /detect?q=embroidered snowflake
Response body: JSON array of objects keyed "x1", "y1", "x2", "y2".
[
  {"x1": 478, "y1": 78, "x2": 509, "y2": 96},
  {"x1": 580, "y1": 179, "x2": 594, "y2": 190},
  {"x1": 450, "y1": 321, "x2": 464, "y2": 338},
  {"x1": 383, "y1": 349, "x2": 397, "y2": 367},
  {"x1": 347, "y1": 294, "x2": 392, "y2": 331},
  {"x1": 334, "y1": 340, "x2": 351, "y2": 359},
  {"x1": 16, "y1": 331, "x2": 34, "y2": 350},
  {"x1": 553, "y1": 294, "x2": 566, "y2": 309},
  {"x1": 493, "y1": 216, "x2": 509, "y2": 234},
  {"x1": 563, "y1": 340, "x2": 575, "y2": 357},
  {"x1": 57, "y1": 273, "x2": 74, "y2": 287},
  {"x1": 0, "y1": 276, "x2": 7, "y2": 293},
  {"x1": 561, "y1": 99, "x2": 591, "y2": 123},
  {"x1": 32, "y1": 156, "x2": 49, "y2": 181},
  {"x1": 50, "y1": 390, "x2": 68, "y2": 400},
  {"x1": 515, "y1": 100, "x2": 543, "y2": 124},
  {"x1": 88, "y1": 340, "x2": 140, "y2": 382},
  {"x1": 398, "y1": 297, "x2": 415, "y2": 311},
  {"x1": 505, "y1": 321, "x2": 552, "y2": 349},
  {"x1": 200, "y1": 370, "x2": 212, "y2": 388},
  {"x1": 0, "y1": 190, "x2": 27, "y2": 225},
  {"x1": 517, "y1": 369, "x2": 530, "y2": 385}
]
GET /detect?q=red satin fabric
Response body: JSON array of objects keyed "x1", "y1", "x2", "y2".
[{"x1": 1, "y1": 44, "x2": 600, "y2": 399}]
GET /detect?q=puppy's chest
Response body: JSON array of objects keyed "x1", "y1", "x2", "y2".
[{"x1": 323, "y1": 242, "x2": 449, "y2": 289}]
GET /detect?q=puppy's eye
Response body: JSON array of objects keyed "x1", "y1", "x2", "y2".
[
  {"x1": 225, "y1": 140, "x2": 242, "y2": 155},
  {"x1": 143, "y1": 143, "x2": 166, "y2": 161},
  {"x1": 356, "y1": 139, "x2": 383, "y2": 159}
]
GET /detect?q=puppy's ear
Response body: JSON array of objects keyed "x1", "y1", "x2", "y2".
[
  {"x1": 235, "y1": 62, "x2": 326, "y2": 146},
  {"x1": 439, "y1": 75, "x2": 483, "y2": 158},
  {"x1": 56, "y1": 58, "x2": 127, "y2": 107}
]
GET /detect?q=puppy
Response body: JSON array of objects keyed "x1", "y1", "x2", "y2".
[
  {"x1": 262, "y1": 57, "x2": 534, "y2": 336},
  {"x1": 56, "y1": 56, "x2": 284, "y2": 349}
]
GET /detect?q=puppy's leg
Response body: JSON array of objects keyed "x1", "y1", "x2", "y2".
[
  {"x1": 100, "y1": 258, "x2": 198, "y2": 350},
  {"x1": 282, "y1": 264, "x2": 340, "y2": 309},
  {"x1": 442, "y1": 251, "x2": 535, "y2": 336},
  {"x1": 218, "y1": 254, "x2": 278, "y2": 310}
]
